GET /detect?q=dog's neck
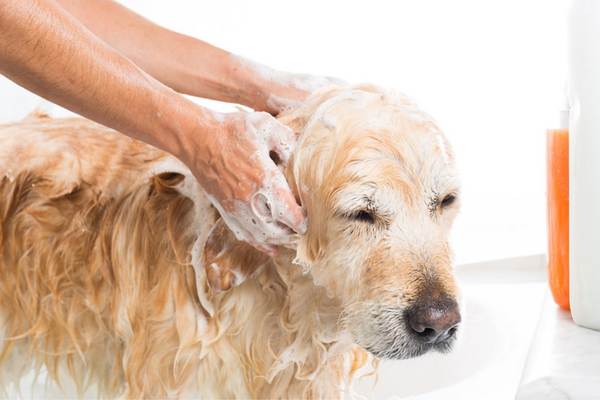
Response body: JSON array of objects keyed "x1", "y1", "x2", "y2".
[
  {"x1": 194, "y1": 110, "x2": 361, "y2": 393},
  {"x1": 252, "y1": 249, "x2": 353, "y2": 384}
]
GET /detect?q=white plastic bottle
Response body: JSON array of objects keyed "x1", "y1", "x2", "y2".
[{"x1": 568, "y1": 0, "x2": 600, "y2": 330}]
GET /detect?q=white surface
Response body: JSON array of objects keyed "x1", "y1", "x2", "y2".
[
  {"x1": 567, "y1": 0, "x2": 600, "y2": 331},
  {"x1": 517, "y1": 293, "x2": 600, "y2": 399},
  {"x1": 355, "y1": 255, "x2": 547, "y2": 399},
  {"x1": 0, "y1": 0, "x2": 569, "y2": 264}
]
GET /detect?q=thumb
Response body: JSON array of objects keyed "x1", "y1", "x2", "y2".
[{"x1": 269, "y1": 176, "x2": 307, "y2": 235}]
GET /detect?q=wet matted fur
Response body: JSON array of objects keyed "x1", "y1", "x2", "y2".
[{"x1": 0, "y1": 85, "x2": 460, "y2": 398}]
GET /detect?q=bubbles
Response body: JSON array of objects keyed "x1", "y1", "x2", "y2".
[
  {"x1": 251, "y1": 191, "x2": 273, "y2": 222},
  {"x1": 209, "y1": 110, "x2": 226, "y2": 123},
  {"x1": 231, "y1": 53, "x2": 343, "y2": 113},
  {"x1": 266, "y1": 95, "x2": 302, "y2": 115}
]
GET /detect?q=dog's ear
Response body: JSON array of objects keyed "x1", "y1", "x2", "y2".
[{"x1": 202, "y1": 218, "x2": 270, "y2": 292}]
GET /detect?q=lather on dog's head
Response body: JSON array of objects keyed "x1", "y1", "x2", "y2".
[
  {"x1": 280, "y1": 84, "x2": 461, "y2": 359},
  {"x1": 204, "y1": 84, "x2": 461, "y2": 361}
]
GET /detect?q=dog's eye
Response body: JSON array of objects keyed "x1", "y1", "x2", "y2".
[
  {"x1": 348, "y1": 209, "x2": 376, "y2": 223},
  {"x1": 440, "y1": 194, "x2": 457, "y2": 208}
]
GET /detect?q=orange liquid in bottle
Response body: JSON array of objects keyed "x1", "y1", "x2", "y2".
[{"x1": 547, "y1": 128, "x2": 569, "y2": 310}]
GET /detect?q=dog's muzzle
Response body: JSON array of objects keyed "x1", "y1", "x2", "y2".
[{"x1": 361, "y1": 296, "x2": 461, "y2": 360}]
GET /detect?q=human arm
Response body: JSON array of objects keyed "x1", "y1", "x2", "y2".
[
  {"x1": 0, "y1": 0, "x2": 305, "y2": 253},
  {"x1": 54, "y1": 0, "x2": 338, "y2": 115}
]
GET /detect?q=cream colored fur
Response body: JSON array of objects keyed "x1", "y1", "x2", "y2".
[{"x1": 0, "y1": 85, "x2": 459, "y2": 398}]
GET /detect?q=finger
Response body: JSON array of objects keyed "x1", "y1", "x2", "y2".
[
  {"x1": 249, "y1": 192, "x2": 299, "y2": 245},
  {"x1": 248, "y1": 190, "x2": 302, "y2": 246},
  {"x1": 267, "y1": 174, "x2": 307, "y2": 235},
  {"x1": 273, "y1": 189, "x2": 307, "y2": 235},
  {"x1": 249, "y1": 112, "x2": 296, "y2": 166},
  {"x1": 266, "y1": 124, "x2": 295, "y2": 167},
  {"x1": 244, "y1": 216, "x2": 286, "y2": 253},
  {"x1": 250, "y1": 191, "x2": 274, "y2": 223},
  {"x1": 258, "y1": 221, "x2": 297, "y2": 248}
]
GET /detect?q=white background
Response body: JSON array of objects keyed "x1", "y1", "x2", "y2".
[{"x1": 0, "y1": 0, "x2": 569, "y2": 264}]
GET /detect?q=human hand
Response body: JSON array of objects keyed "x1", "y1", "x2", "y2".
[
  {"x1": 230, "y1": 55, "x2": 344, "y2": 115},
  {"x1": 257, "y1": 71, "x2": 345, "y2": 115},
  {"x1": 184, "y1": 111, "x2": 305, "y2": 255}
]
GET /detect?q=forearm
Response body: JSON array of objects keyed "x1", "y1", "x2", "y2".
[
  {"x1": 0, "y1": 0, "x2": 307, "y2": 252},
  {"x1": 54, "y1": 1, "x2": 259, "y2": 108},
  {"x1": 55, "y1": 0, "x2": 309, "y2": 113},
  {"x1": 0, "y1": 0, "x2": 216, "y2": 163}
]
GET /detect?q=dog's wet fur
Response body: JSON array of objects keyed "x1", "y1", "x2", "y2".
[{"x1": 0, "y1": 85, "x2": 461, "y2": 398}]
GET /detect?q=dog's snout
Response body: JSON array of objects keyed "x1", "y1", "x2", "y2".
[{"x1": 405, "y1": 300, "x2": 461, "y2": 344}]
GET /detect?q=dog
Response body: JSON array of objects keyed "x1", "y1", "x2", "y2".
[{"x1": 0, "y1": 85, "x2": 461, "y2": 398}]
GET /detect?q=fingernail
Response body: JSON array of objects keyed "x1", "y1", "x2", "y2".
[{"x1": 287, "y1": 206, "x2": 307, "y2": 234}]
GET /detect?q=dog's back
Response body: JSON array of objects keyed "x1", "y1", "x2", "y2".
[
  {"x1": 0, "y1": 116, "x2": 213, "y2": 396},
  {"x1": 0, "y1": 116, "x2": 363, "y2": 398}
]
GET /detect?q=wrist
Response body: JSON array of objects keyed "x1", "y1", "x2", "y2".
[
  {"x1": 226, "y1": 54, "x2": 311, "y2": 114},
  {"x1": 222, "y1": 54, "x2": 271, "y2": 111},
  {"x1": 175, "y1": 44, "x2": 269, "y2": 111},
  {"x1": 223, "y1": 54, "x2": 289, "y2": 112}
]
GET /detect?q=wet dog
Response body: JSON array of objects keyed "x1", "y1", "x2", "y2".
[{"x1": 0, "y1": 85, "x2": 461, "y2": 398}]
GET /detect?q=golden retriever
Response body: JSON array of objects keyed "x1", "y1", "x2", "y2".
[{"x1": 0, "y1": 85, "x2": 461, "y2": 398}]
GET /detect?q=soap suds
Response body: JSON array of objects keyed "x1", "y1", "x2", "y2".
[
  {"x1": 146, "y1": 157, "x2": 219, "y2": 319},
  {"x1": 231, "y1": 54, "x2": 344, "y2": 113},
  {"x1": 202, "y1": 111, "x2": 303, "y2": 253},
  {"x1": 233, "y1": 54, "x2": 342, "y2": 93}
]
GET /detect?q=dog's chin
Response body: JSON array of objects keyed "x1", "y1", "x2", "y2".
[
  {"x1": 361, "y1": 335, "x2": 457, "y2": 360},
  {"x1": 346, "y1": 306, "x2": 459, "y2": 360}
]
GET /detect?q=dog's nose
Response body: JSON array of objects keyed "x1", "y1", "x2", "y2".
[{"x1": 405, "y1": 300, "x2": 461, "y2": 344}]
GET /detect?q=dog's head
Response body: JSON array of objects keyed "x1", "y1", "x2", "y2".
[{"x1": 281, "y1": 85, "x2": 461, "y2": 359}]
